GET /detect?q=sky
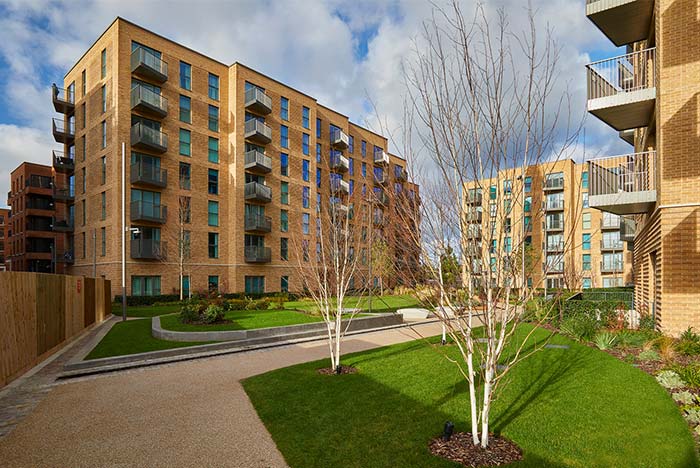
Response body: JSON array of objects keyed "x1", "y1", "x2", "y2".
[{"x1": 0, "y1": 0, "x2": 630, "y2": 208}]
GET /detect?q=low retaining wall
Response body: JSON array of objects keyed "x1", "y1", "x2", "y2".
[{"x1": 152, "y1": 313, "x2": 403, "y2": 342}]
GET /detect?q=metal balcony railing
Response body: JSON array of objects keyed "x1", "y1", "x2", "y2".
[
  {"x1": 330, "y1": 128, "x2": 349, "y2": 150},
  {"x1": 52, "y1": 118, "x2": 75, "y2": 143},
  {"x1": 131, "y1": 122, "x2": 168, "y2": 153},
  {"x1": 244, "y1": 119, "x2": 272, "y2": 144},
  {"x1": 27, "y1": 175, "x2": 53, "y2": 189},
  {"x1": 587, "y1": 48, "x2": 656, "y2": 100},
  {"x1": 131, "y1": 46, "x2": 168, "y2": 82},
  {"x1": 600, "y1": 260, "x2": 624, "y2": 273},
  {"x1": 51, "y1": 217, "x2": 74, "y2": 232},
  {"x1": 244, "y1": 88, "x2": 272, "y2": 115},
  {"x1": 244, "y1": 182, "x2": 272, "y2": 202},
  {"x1": 130, "y1": 200, "x2": 167, "y2": 224},
  {"x1": 52, "y1": 150, "x2": 74, "y2": 173},
  {"x1": 589, "y1": 151, "x2": 657, "y2": 197},
  {"x1": 55, "y1": 250, "x2": 74, "y2": 264},
  {"x1": 544, "y1": 176, "x2": 564, "y2": 191},
  {"x1": 330, "y1": 152, "x2": 349, "y2": 172},
  {"x1": 245, "y1": 245, "x2": 271, "y2": 263},
  {"x1": 545, "y1": 219, "x2": 564, "y2": 231},
  {"x1": 244, "y1": 150, "x2": 272, "y2": 173},
  {"x1": 620, "y1": 217, "x2": 636, "y2": 242},
  {"x1": 545, "y1": 198, "x2": 565, "y2": 210},
  {"x1": 131, "y1": 84, "x2": 168, "y2": 117},
  {"x1": 244, "y1": 214, "x2": 272, "y2": 233},
  {"x1": 331, "y1": 178, "x2": 350, "y2": 195},
  {"x1": 600, "y1": 239, "x2": 625, "y2": 251},
  {"x1": 131, "y1": 162, "x2": 167, "y2": 188},
  {"x1": 601, "y1": 215, "x2": 621, "y2": 230},
  {"x1": 545, "y1": 241, "x2": 565, "y2": 252},
  {"x1": 374, "y1": 148, "x2": 389, "y2": 165},
  {"x1": 466, "y1": 191, "x2": 482, "y2": 205},
  {"x1": 52, "y1": 84, "x2": 75, "y2": 114},
  {"x1": 53, "y1": 185, "x2": 74, "y2": 202},
  {"x1": 131, "y1": 239, "x2": 167, "y2": 260}
]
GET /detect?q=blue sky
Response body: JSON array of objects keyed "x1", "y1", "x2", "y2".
[{"x1": 0, "y1": 0, "x2": 627, "y2": 208}]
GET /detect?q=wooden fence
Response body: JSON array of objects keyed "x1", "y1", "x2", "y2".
[{"x1": 0, "y1": 272, "x2": 111, "y2": 387}]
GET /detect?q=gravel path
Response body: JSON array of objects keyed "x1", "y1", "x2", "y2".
[{"x1": 0, "y1": 321, "x2": 443, "y2": 468}]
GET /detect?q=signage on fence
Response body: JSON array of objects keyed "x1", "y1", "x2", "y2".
[{"x1": 77, "y1": 279, "x2": 82, "y2": 293}]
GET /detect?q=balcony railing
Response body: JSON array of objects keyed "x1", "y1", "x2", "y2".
[
  {"x1": 53, "y1": 185, "x2": 74, "y2": 202},
  {"x1": 544, "y1": 177, "x2": 564, "y2": 191},
  {"x1": 244, "y1": 214, "x2": 272, "y2": 233},
  {"x1": 373, "y1": 215, "x2": 385, "y2": 226},
  {"x1": 588, "y1": 150, "x2": 657, "y2": 215},
  {"x1": 601, "y1": 215, "x2": 621, "y2": 230},
  {"x1": 131, "y1": 84, "x2": 168, "y2": 118},
  {"x1": 374, "y1": 149, "x2": 389, "y2": 165},
  {"x1": 601, "y1": 260, "x2": 624, "y2": 273},
  {"x1": 53, "y1": 150, "x2": 75, "y2": 173},
  {"x1": 52, "y1": 217, "x2": 74, "y2": 232},
  {"x1": 130, "y1": 200, "x2": 167, "y2": 224},
  {"x1": 586, "y1": 0, "x2": 655, "y2": 47},
  {"x1": 374, "y1": 190, "x2": 389, "y2": 205},
  {"x1": 545, "y1": 262, "x2": 564, "y2": 274},
  {"x1": 244, "y1": 150, "x2": 272, "y2": 173},
  {"x1": 27, "y1": 175, "x2": 53, "y2": 189},
  {"x1": 330, "y1": 128, "x2": 349, "y2": 150},
  {"x1": 131, "y1": 46, "x2": 168, "y2": 83},
  {"x1": 545, "y1": 241, "x2": 565, "y2": 252},
  {"x1": 620, "y1": 217, "x2": 636, "y2": 242},
  {"x1": 52, "y1": 118, "x2": 75, "y2": 144},
  {"x1": 131, "y1": 162, "x2": 167, "y2": 188},
  {"x1": 545, "y1": 219, "x2": 564, "y2": 231},
  {"x1": 374, "y1": 171, "x2": 388, "y2": 184},
  {"x1": 396, "y1": 169, "x2": 408, "y2": 182},
  {"x1": 545, "y1": 198, "x2": 565, "y2": 211},
  {"x1": 330, "y1": 153, "x2": 349, "y2": 173},
  {"x1": 331, "y1": 179, "x2": 350, "y2": 195},
  {"x1": 244, "y1": 119, "x2": 272, "y2": 145},
  {"x1": 55, "y1": 250, "x2": 75, "y2": 264},
  {"x1": 586, "y1": 48, "x2": 656, "y2": 130},
  {"x1": 244, "y1": 182, "x2": 272, "y2": 203},
  {"x1": 466, "y1": 191, "x2": 482, "y2": 205},
  {"x1": 244, "y1": 88, "x2": 272, "y2": 115},
  {"x1": 131, "y1": 122, "x2": 168, "y2": 153},
  {"x1": 601, "y1": 239, "x2": 624, "y2": 251},
  {"x1": 466, "y1": 210, "x2": 482, "y2": 223},
  {"x1": 131, "y1": 239, "x2": 167, "y2": 260},
  {"x1": 52, "y1": 84, "x2": 75, "y2": 114},
  {"x1": 245, "y1": 245, "x2": 271, "y2": 263},
  {"x1": 466, "y1": 227, "x2": 481, "y2": 240}
]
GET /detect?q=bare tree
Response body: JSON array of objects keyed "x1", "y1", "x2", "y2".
[
  {"x1": 392, "y1": 1, "x2": 583, "y2": 448},
  {"x1": 370, "y1": 238, "x2": 393, "y2": 295},
  {"x1": 157, "y1": 195, "x2": 192, "y2": 299}
]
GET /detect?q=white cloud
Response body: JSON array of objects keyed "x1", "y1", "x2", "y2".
[{"x1": 0, "y1": 124, "x2": 54, "y2": 207}]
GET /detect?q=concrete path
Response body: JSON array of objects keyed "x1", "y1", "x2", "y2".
[{"x1": 0, "y1": 321, "x2": 443, "y2": 468}]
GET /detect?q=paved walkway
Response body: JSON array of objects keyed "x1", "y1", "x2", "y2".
[{"x1": 0, "y1": 321, "x2": 443, "y2": 468}]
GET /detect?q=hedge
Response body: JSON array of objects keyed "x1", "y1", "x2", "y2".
[{"x1": 114, "y1": 291, "x2": 298, "y2": 307}]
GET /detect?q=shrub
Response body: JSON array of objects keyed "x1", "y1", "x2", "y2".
[
  {"x1": 637, "y1": 349, "x2": 660, "y2": 362},
  {"x1": 681, "y1": 327, "x2": 700, "y2": 343},
  {"x1": 656, "y1": 370, "x2": 685, "y2": 390},
  {"x1": 180, "y1": 299, "x2": 205, "y2": 323},
  {"x1": 593, "y1": 331, "x2": 617, "y2": 350},
  {"x1": 114, "y1": 294, "x2": 180, "y2": 307},
  {"x1": 616, "y1": 330, "x2": 657, "y2": 349},
  {"x1": 678, "y1": 340, "x2": 700, "y2": 356},
  {"x1": 202, "y1": 304, "x2": 225, "y2": 324},
  {"x1": 670, "y1": 363, "x2": 700, "y2": 389},
  {"x1": 672, "y1": 390, "x2": 696, "y2": 406},
  {"x1": 225, "y1": 299, "x2": 249, "y2": 311},
  {"x1": 639, "y1": 313, "x2": 655, "y2": 331},
  {"x1": 559, "y1": 315, "x2": 599, "y2": 342},
  {"x1": 623, "y1": 354, "x2": 636, "y2": 364},
  {"x1": 684, "y1": 408, "x2": 700, "y2": 425},
  {"x1": 246, "y1": 298, "x2": 271, "y2": 311}
]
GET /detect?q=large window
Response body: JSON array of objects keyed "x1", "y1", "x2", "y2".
[
  {"x1": 361, "y1": 140, "x2": 366, "y2": 157},
  {"x1": 180, "y1": 61, "x2": 191, "y2": 90},
  {"x1": 302, "y1": 160, "x2": 310, "y2": 181},
  {"x1": 302, "y1": 133, "x2": 309, "y2": 155},
  {"x1": 101, "y1": 48, "x2": 107, "y2": 79},
  {"x1": 524, "y1": 196, "x2": 532, "y2": 212},
  {"x1": 581, "y1": 171, "x2": 589, "y2": 190},
  {"x1": 280, "y1": 97, "x2": 289, "y2": 120},
  {"x1": 208, "y1": 232, "x2": 219, "y2": 258},
  {"x1": 316, "y1": 118, "x2": 321, "y2": 138},
  {"x1": 208, "y1": 276, "x2": 219, "y2": 292},
  {"x1": 281, "y1": 182, "x2": 289, "y2": 205},
  {"x1": 302, "y1": 213, "x2": 310, "y2": 234},
  {"x1": 524, "y1": 176, "x2": 532, "y2": 192},
  {"x1": 280, "y1": 125, "x2": 289, "y2": 148},
  {"x1": 101, "y1": 85, "x2": 106, "y2": 113},
  {"x1": 582, "y1": 212, "x2": 591, "y2": 230},
  {"x1": 280, "y1": 210, "x2": 288, "y2": 232},
  {"x1": 179, "y1": 95, "x2": 191, "y2": 123},
  {"x1": 245, "y1": 276, "x2": 265, "y2": 294},
  {"x1": 131, "y1": 276, "x2": 161, "y2": 296},
  {"x1": 281, "y1": 276, "x2": 289, "y2": 292},
  {"x1": 280, "y1": 153, "x2": 289, "y2": 176},
  {"x1": 208, "y1": 105, "x2": 219, "y2": 132},
  {"x1": 208, "y1": 137, "x2": 219, "y2": 163},
  {"x1": 179, "y1": 163, "x2": 191, "y2": 190},
  {"x1": 582, "y1": 233, "x2": 591, "y2": 251},
  {"x1": 179, "y1": 129, "x2": 191, "y2": 156},
  {"x1": 302, "y1": 187, "x2": 310, "y2": 208},
  {"x1": 208, "y1": 169, "x2": 219, "y2": 195},
  {"x1": 208, "y1": 201, "x2": 219, "y2": 226},
  {"x1": 582, "y1": 254, "x2": 592, "y2": 271},
  {"x1": 489, "y1": 185, "x2": 497, "y2": 200},
  {"x1": 101, "y1": 120, "x2": 107, "y2": 148},
  {"x1": 348, "y1": 136, "x2": 354, "y2": 154},
  {"x1": 302, "y1": 106, "x2": 310, "y2": 129},
  {"x1": 208, "y1": 73, "x2": 219, "y2": 100},
  {"x1": 280, "y1": 238, "x2": 288, "y2": 260}
]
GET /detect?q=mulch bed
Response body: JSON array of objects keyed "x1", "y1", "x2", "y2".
[
  {"x1": 317, "y1": 365, "x2": 358, "y2": 375},
  {"x1": 429, "y1": 432, "x2": 523, "y2": 467}
]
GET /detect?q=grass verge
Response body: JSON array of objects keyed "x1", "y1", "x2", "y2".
[{"x1": 159, "y1": 309, "x2": 326, "y2": 332}]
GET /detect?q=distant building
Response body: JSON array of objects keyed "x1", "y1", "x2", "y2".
[{"x1": 0, "y1": 207, "x2": 9, "y2": 271}]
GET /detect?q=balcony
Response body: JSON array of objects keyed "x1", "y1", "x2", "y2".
[
  {"x1": 130, "y1": 200, "x2": 167, "y2": 224},
  {"x1": 620, "y1": 216, "x2": 636, "y2": 242},
  {"x1": 601, "y1": 239, "x2": 625, "y2": 251},
  {"x1": 330, "y1": 153, "x2": 349, "y2": 173},
  {"x1": 466, "y1": 228, "x2": 482, "y2": 240},
  {"x1": 374, "y1": 190, "x2": 389, "y2": 205},
  {"x1": 396, "y1": 169, "x2": 409, "y2": 182},
  {"x1": 244, "y1": 119, "x2": 272, "y2": 145},
  {"x1": 131, "y1": 84, "x2": 168, "y2": 118},
  {"x1": 131, "y1": 122, "x2": 167, "y2": 153},
  {"x1": 544, "y1": 177, "x2": 564, "y2": 191},
  {"x1": 601, "y1": 215, "x2": 621, "y2": 230},
  {"x1": 586, "y1": 0, "x2": 654, "y2": 47},
  {"x1": 245, "y1": 245, "x2": 271, "y2": 263},
  {"x1": 374, "y1": 171, "x2": 388, "y2": 185},
  {"x1": 244, "y1": 182, "x2": 272, "y2": 203},
  {"x1": 53, "y1": 184, "x2": 74, "y2": 202},
  {"x1": 131, "y1": 162, "x2": 167, "y2": 188},
  {"x1": 52, "y1": 118, "x2": 74, "y2": 144},
  {"x1": 619, "y1": 129, "x2": 635, "y2": 145},
  {"x1": 545, "y1": 198, "x2": 565, "y2": 211},
  {"x1": 131, "y1": 239, "x2": 167, "y2": 260},
  {"x1": 600, "y1": 260, "x2": 625, "y2": 273},
  {"x1": 55, "y1": 250, "x2": 74, "y2": 264},
  {"x1": 244, "y1": 88, "x2": 272, "y2": 115},
  {"x1": 131, "y1": 46, "x2": 168, "y2": 83},
  {"x1": 588, "y1": 151, "x2": 656, "y2": 215},
  {"x1": 545, "y1": 241, "x2": 565, "y2": 252},
  {"x1": 586, "y1": 48, "x2": 656, "y2": 131},
  {"x1": 331, "y1": 179, "x2": 350, "y2": 195},
  {"x1": 466, "y1": 210, "x2": 482, "y2": 223},
  {"x1": 52, "y1": 217, "x2": 74, "y2": 232},
  {"x1": 330, "y1": 128, "x2": 349, "y2": 150},
  {"x1": 244, "y1": 214, "x2": 272, "y2": 233},
  {"x1": 466, "y1": 191, "x2": 482, "y2": 205},
  {"x1": 53, "y1": 151, "x2": 74, "y2": 173},
  {"x1": 545, "y1": 262, "x2": 564, "y2": 274},
  {"x1": 52, "y1": 84, "x2": 75, "y2": 114},
  {"x1": 546, "y1": 220, "x2": 565, "y2": 232},
  {"x1": 373, "y1": 215, "x2": 386, "y2": 226},
  {"x1": 244, "y1": 150, "x2": 272, "y2": 174},
  {"x1": 374, "y1": 149, "x2": 389, "y2": 165}
]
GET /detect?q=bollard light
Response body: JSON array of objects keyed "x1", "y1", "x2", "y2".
[{"x1": 442, "y1": 421, "x2": 454, "y2": 441}]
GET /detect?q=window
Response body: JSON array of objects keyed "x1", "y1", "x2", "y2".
[
  {"x1": 81, "y1": 69, "x2": 86, "y2": 96},
  {"x1": 245, "y1": 276, "x2": 265, "y2": 294},
  {"x1": 208, "y1": 276, "x2": 219, "y2": 293},
  {"x1": 524, "y1": 196, "x2": 532, "y2": 212},
  {"x1": 316, "y1": 168, "x2": 321, "y2": 188},
  {"x1": 583, "y1": 278, "x2": 592, "y2": 289},
  {"x1": 208, "y1": 73, "x2": 219, "y2": 100},
  {"x1": 101, "y1": 227, "x2": 106, "y2": 256},
  {"x1": 490, "y1": 240, "x2": 497, "y2": 254},
  {"x1": 545, "y1": 172, "x2": 564, "y2": 189},
  {"x1": 316, "y1": 118, "x2": 321, "y2": 138},
  {"x1": 179, "y1": 163, "x2": 191, "y2": 190},
  {"x1": 503, "y1": 199, "x2": 511, "y2": 214},
  {"x1": 583, "y1": 193, "x2": 589, "y2": 209},
  {"x1": 302, "y1": 213, "x2": 310, "y2": 234},
  {"x1": 582, "y1": 212, "x2": 591, "y2": 230},
  {"x1": 101, "y1": 48, "x2": 107, "y2": 79},
  {"x1": 316, "y1": 143, "x2": 322, "y2": 163},
  {"x1": 361, "y1": 140, "x2": 367, "y2": 157},
  {"x1": 280, "y1": 97, "x2": 289, "y2": 120},
  {"x1": 489, "y1": 185, "x2": 497, "y2": 200},
  {"x1": 208, "y1": 137, "x2": 219, "y2": 163},
  {"x1": 302, "y1": 133, "x2": 309, "y2": 155},
  {"x1": 362, "y1": 162, "x2": 367, "y2": 178},
  {"x1": 81, "y1": 167, "x2": 86, "y2": 193},
  {"x1": 101, "y1": 120, "x2": 107, "y2": 148},
  {"x1": 281, "y1": 276, "x2": 289, "y2": 292},
  {"x1": 582, "y1": 254, "x2": 592, "y2": 271},
  {"x1": 280, "y1": 210, "x2": 288, "y2": 232},
  {"x1": 180, "y1": 61, "x2": 191, "y2": 90},
  {"x1": 524, "y1": 216, "x2": 532, "y2": 232},
  {"x1": 99, "y1": 84, "x2": 106, "y2": 114},
  {"x1": 348, "y1": 136, "x2": 354, "y2": 153},
  {"x1": 281, "y1": 182, "x2": 289, "y2": 205},
  {"x1": 101, "y1": 192, "x2": 106, "y2": 220},
  {"x1": 101, "y1": 156, "x2": 106, "y2": 184},
  {"x1": 81, "y1": 135, "x2": 86, "y2": 161},
  {"x1": 179, "y1": 129, "x2": 191, "y2": 156},
  {"x1": 503, "y1": 179, "x2": 512, "y2": 195},
  {"x1": 524, "y1": 176, "x2": 532, "y2": 192},
  {"x1": 179, "y1": 196, "x2": 191, "y2": 223},
  {"x1": 489, "y1": 202, "x2": 496, "y2": 218},
  {"x1": 280, "y1": 153, "x2": 289, "y2": 176},
  {"x1": 302, "y1": 160, "x2": 310, "y2": 181},
  {"x1": 280, "y1": 125, "x2": 289, "y2": 148},
  {"x1": 208, "y1": 232, "x2": 219, "y2": 258},
  {"x1": 180, "y1": 95, "x2": 191, "y2": 123},
  {"x1": 302, "y1": 187, "x2": 310, "y2": 208},
  {"x1": 208, "y1": 201, "x2": 219, "y2": 226},
  {"x1": 82, "y1": 232, "x2": 86, "y2": 258},
  {"x1": 302, "y1": 106, "x2": 310, "y2": 128},
  {"x1": 280, "y1": 238, "x2": 288, "y2": 260},
  {"x1": 581, "y1": 171, "x2": 589, "y2": 190},
  {"x1": 208, "y1": 169, "x2": 219, "y2": 195},
  {"x1": 131, "y1": 276, "x2": 161, "y2": 296},
  {"x1": 208, "y1": 105, "x2": 219, "y2": 132},
  {"x1": 349, "y1": 158, "x2": 354, "y2": 176}
]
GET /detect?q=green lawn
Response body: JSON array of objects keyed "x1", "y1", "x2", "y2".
[
  {"x1": 111, "y1": 303, "x2": 181, "y2": 318},
  {"x1": 243, "y1": 326, "x2": 698, "y2": 468},
  {"x1": 159, "y1": 309, "x2": 326, "y2": 332},
  {"x1": 285, "y1": 294, "x2": 421, "y2": 313},
  {"x1": 86, "y1": 319, "x2": 212, "y2": 360}
]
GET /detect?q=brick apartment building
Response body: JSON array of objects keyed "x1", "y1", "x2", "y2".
[
  {"x1": 585, "y1": 0, "x2": 699, "y2": 334},
  {"x1": 49, "y1": 17, "x2": 419, "y2": 296},
  {"x1": 0, "y1": 208, "x2": 8, "y2": 271},
  {"x1": 463, "y1": 160, "x2": 633, "y2": 291}
]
